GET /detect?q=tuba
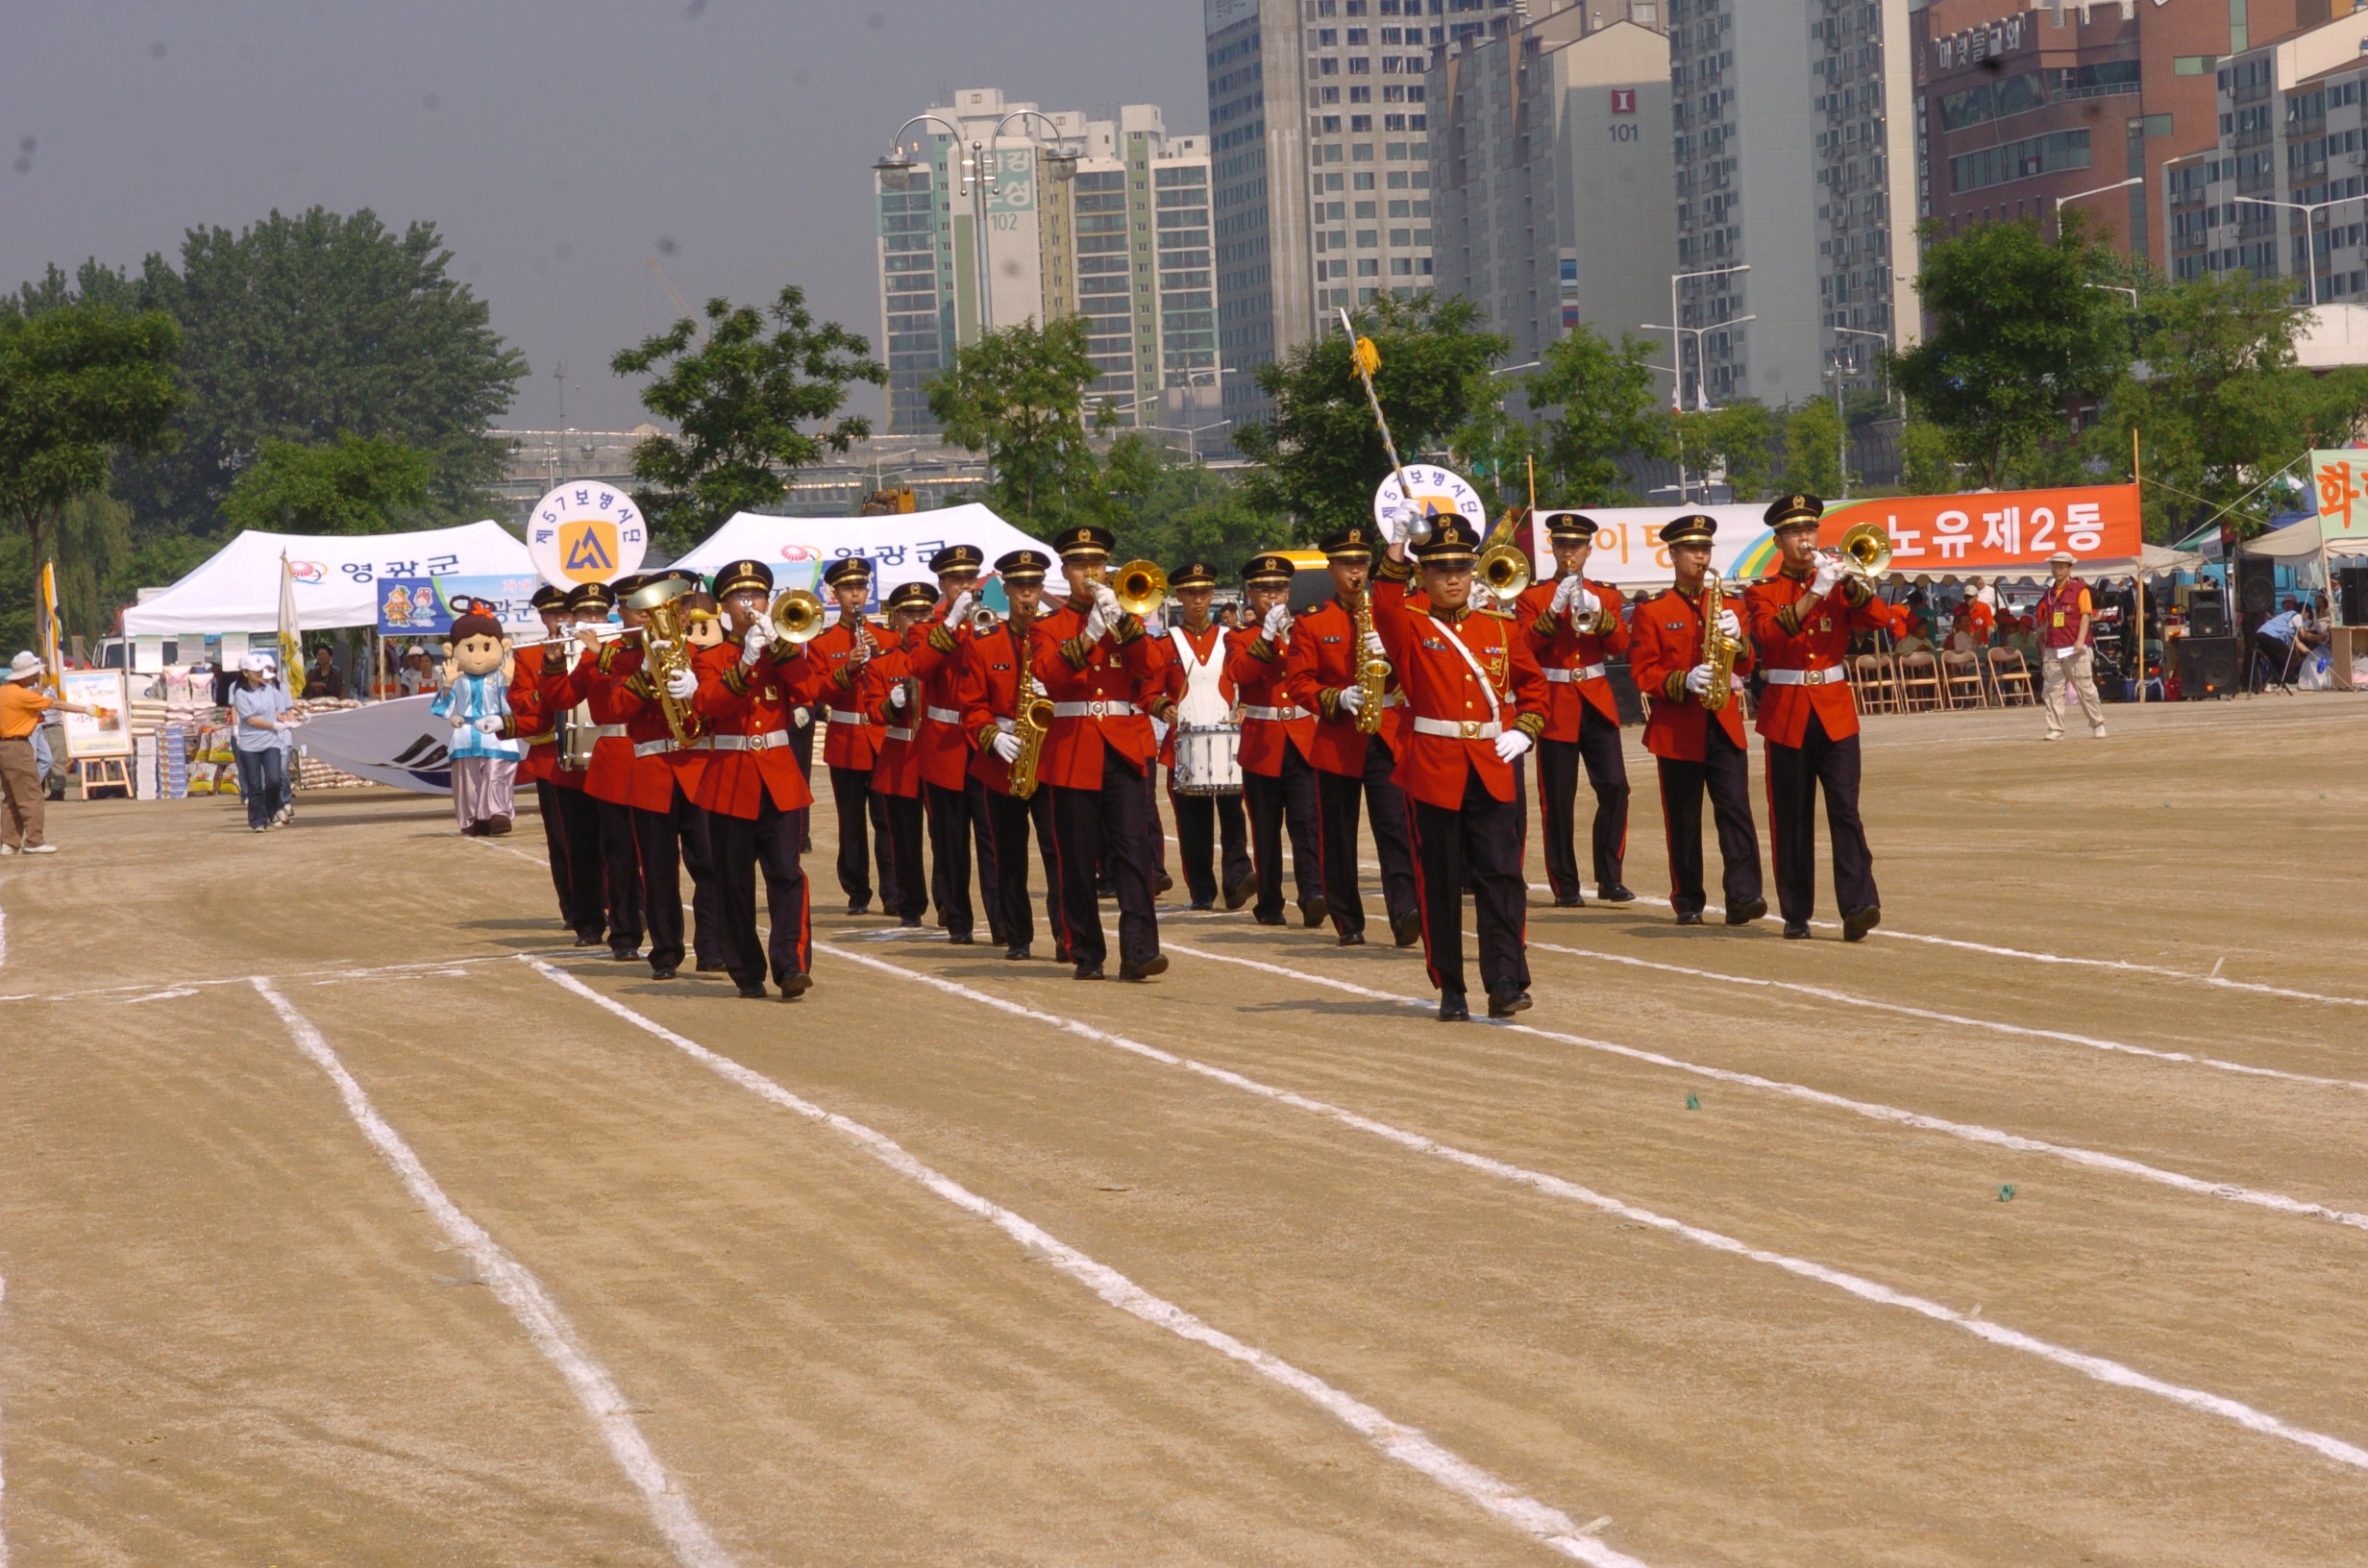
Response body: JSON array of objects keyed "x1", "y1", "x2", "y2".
[
  {"x1": 624, "y1": 577, "x2": 704, "y2": 747},
  {"x1": 768, "y1": 587, "x2": 826, "y2": 644},
  {"x1": 1699, "y1": 570, "x2": 1742, "y2": 713},
  {"x1": 1112, "y1": 559, "x2": 1168, "y2": 619}
]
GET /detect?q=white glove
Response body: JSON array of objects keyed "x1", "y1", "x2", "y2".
[
  {"x1": 946, "y1": 590, "x2": 974, "y2": 626},
  {"x1": 1091, "y1": 581, "x2": 1121, "y2": 618},
  {"x1": 992, "y1": 729, "x2": 1024, "y2": 763},
  {"x1": 792, "y1": 705, "x2": 812, "y2": 726},
  {"x1": 1262, "y1": 602, "x2": 1292, "y2": 641},
  {"x1": 1810, "y1": 558, "x2": 1845, "y2": 598},
  {"x1": 1082, "y1": 605, "x2": 1110, "y2": 644},
  {"x1": 1684, "y1": 664, "x2": 1714, "y2": 698},
  {"x1": 1493, "y1": 729, "x2": 1532, "y2": 762},
  {"x1": 450, "y1": 725, "x2": 474, "y2": 750},
  {"x1": 1364, "y1": 626, "x2": 1387, "y2": 659},
  {"x1": 740, "y1": 618, "x2": 773, "y2": 666},
  {"x1": 888, "y1": 683, "x2": 908, "y2": 710},
  {"x1": 665, "y1": 666, "x2": 698, "y2": 699},
  {"x1": 1717, "y1": 608, "x2": 1741, "y2": 641},
  {"x1": 473, "y1": 714, "x2": 504, "y2": 734},
  {"x1": 1338, "y1": 683, "x2": 1365, "y2": 715},
  {"x1": 1551, "y1": 576, "x2": 1584, "y2": 614}
]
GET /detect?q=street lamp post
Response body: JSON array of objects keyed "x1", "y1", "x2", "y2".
[
  {"x1": 2051, "y1": 175, "x2": 2144, "y2": 239},
  {"x1": 1665, "y1": 263, "x2": 1749, "y2": 411},
  {"x1": 879, "y1": 110, "x2": 1078, "y2": 343},
  {"x1": 2232, "y1": 193, "x2": 2364, "y2": 307},
  {"x1": 1831, "y1": 324, "x2": 1890, "y2": 496},
  {"x1": 1642, "y1": 315, "x2": 1756, "y2": 413}
]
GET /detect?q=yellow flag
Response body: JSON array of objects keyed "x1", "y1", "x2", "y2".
[{"x1": 1350, "y1": 335, "x2": 1381, "y2": 381}]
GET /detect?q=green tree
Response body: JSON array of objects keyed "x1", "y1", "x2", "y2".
[
  {"x1": 1235, "y1": 293, "x2": 1509, "y2": 539},
  {"x1": 1100, "y1": 432, "x2": 1275, "y2": 568},
  {"x1": 1891, "y1": 216, "x2": 2127, "y2": 487},
  {"x1": 1896, "y1": 420, "x2": 1958, "y2": 495},
  {"x1": 926, "y1": 315, "x2": 1110, "y2": 535},
  {"x1": 0, "y1": 300, "x2": 181, "y2": 592},
  {"x1": 613, "y1": 285, "x2": 884, "y2": 551},
  {"x1": 88, "y1": 208, "x2": 527, "y2": 533},
  {"x1": 219, "y1": 433, "x2": 435, "y2": 535},
  {"x1": 1672, "y1": 400, "x2": 1778, "y2": 503},
  {"x1": 1780, "y1": 397, "x2": 1847, "y2": 497},
  {"x1": 1522, "y1": 325, "x2": 1671, "y2": 505}
]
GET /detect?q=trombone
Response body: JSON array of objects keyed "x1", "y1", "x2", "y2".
[
  {"x1": 1824, "y1": 521, "x2": 1894, "y2": 580},
  {"x1": 1112, "y1": 559, "x2": 1168, "y2": 619},
  {"x1": 768, "y1": 587, "x2": 827, "y2": 644}
]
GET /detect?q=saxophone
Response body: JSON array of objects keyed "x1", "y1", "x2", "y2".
[
  {"x1": 1007, "y1": 625, "x2": 1056, "y2": 799},
  {"x1": 1699, "y1": 570, "x2": 1741, "y2": 714},
  {"x1": 1352, "y1": 590, "x2": 1388, "y2": 736}
]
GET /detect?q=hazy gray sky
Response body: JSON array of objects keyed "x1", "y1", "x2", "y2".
[{"x1": 2, "y1": 0, "x2": 1210, "y2": 431}]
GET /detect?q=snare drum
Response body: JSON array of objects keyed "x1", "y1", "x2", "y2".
[{"x1": 1170, "y1": 723, "x2": 1244, "y2": 796}]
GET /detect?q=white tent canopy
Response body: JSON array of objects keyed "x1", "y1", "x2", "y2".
[
  {"x1": 122, "y1": 522, "x2": 533, "y2": 636},
  {"x1": 2238, "y1": 516, "x2": 2368, "y2": 560},
  {"x1": 673, "y1": 502, "x2": 1054, "y2": 600}
]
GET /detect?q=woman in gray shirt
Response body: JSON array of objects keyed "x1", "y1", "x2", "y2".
[{"x1": 230, "y1": 655, "x2": 296, "y2": 830}]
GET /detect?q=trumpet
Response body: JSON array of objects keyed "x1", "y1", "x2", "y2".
[
  {"x1": 768, "y1": 587, "x2": 826, "y2": 644},
  {"x1": 1112, "y1": 559, "x2": 1168, "y2": 619}
]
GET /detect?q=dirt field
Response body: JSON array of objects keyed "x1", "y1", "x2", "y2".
[{"x1": 3, "y1": 694, "x2": 2364, "y2": 1567}]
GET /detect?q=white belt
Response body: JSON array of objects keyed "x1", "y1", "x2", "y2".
[
  {"x1": 1764, "y1": 664, "x2": 1849, "y2": 687},
  {"x1": 632, "y1": 737, "x2": 678, "y2": 757},
  {"x1": 925, "y1": 704, "x2": 964, "y2": 725},
  {"x1": 1543, "y1": 664, "x2": 1608, "y2": 684},
  {"x1": 1412, "y1": 717, "x2": 1503, "y2": 740},
  {"x1": 587, "y1": 723, "x2": 628, "y2": 739},
  {"x1": 826, "y1": 709, "x2": 870, "y2": 726},
  {"x1": 884, "y1": 724, "x2": 915, "y2": 742},
  {"x1": 706, "y1": 729, "x2": 792, "y2": 751},
  {"x1": 1050, "y1": 699, "x2": 1137, "y2": 718},
  {"x1": 1242, "y1": 704, "x2": 1310, "y2": 722}
]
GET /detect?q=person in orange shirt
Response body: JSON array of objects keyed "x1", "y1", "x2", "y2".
[
  {"x1": 1, "y1": 652, "x2": 95, "y2": 855},
  {"x1": 1741, "y1": 493, "x2": 1904, "y2": 941}
]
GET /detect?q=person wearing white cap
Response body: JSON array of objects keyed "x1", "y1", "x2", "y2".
[
  {"x1": 230, "y1": 653, "x2": 299, "y2": 830},
  {"x1": 2, "y1": 652, "x2": 97, "y2": 854},
  {"x1": 2034, "y1": 551, "x2": 2107, "y2": 741}
]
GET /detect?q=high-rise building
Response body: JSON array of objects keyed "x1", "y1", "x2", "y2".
[
  {"x1": 873, "y1": 89, "x2": 1213, "y2": 434},
  {"x1": 1665, "y1": 0, "x2": 1919, "y2": 409},
  {"x1": 1206, "y1": 0, "x2": 1516, "y2": 429},
  {"x1": 1432, "y1": 10, "x2": 1675, "y2": 374}
]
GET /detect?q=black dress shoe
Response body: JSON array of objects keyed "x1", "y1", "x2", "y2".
[
  {"x1": 845, "y1": 896, "x2": 870, "y2": 917},
  {"x1": 573, "y1": 933, "x2": 604, "y2": 948},
  {"x1": 1189, "y1": 899, "x2": 1215, "y2": 912},
  {"x1": 1438, "y1": 990, "x2": 1470, "y2": 1022},
  {"x1": 611, "y1": 946, "x2": 641, "y2": 962},
  {"x1": 1391, "y1": 908, "x2": 1423, "y2": 948},
  {"x1": 948, "y1": 932, "x2": 975, "y2": 945},
  {"x1": 1487, "y1": 987, "x2": 1533, "y2": 1019},
  {"x1": 1338, "y1": 930, "x2": 1366, "y2": 946},
  {"x1": 1553, "y1": 894, "x2": 1586, "y2": 908},
  {"x1": 1253, "y1": 911, "x2": 1287, "y2": 927},
  {"x1": 1118, "y1": 953, "x2": 1170, "y2": 981},
  {"x1": 1224, "y1": 874, "x2": 1257, "y2": 911},
  {"x1": 1299, "y1": 895, "x2": 1329, "y2": 928},
  {"x1": 1842, "y1": 904, "x2": 1881, "y2": 943},
  {"x1": 1783, "y1": 921, "x2": 1812, "y2": 940},
  {"x1": 988, "y1": 925, "x2": 1008, "y2": 947},
  {"x1": 737, "y1": 984, "x2": 770, "y2": 1000},
  {"x1": 778, "y1": 971, "x2": 814, "y2": 999},
  {"x1": 651, "y1": 966, "x2": 678, "y2": 980},
  {"x1": 1597, "y1": 883, "x2": 1637, "y2": 904},
  {"x1": 1073, "y1": 961, "x2": 1105, "y2": 980},
  {"x1": 1004, "y1": 943, "x2": 1032, "y2": 961},
  {"x1": 1675, "y1": 912, "x2": 1706, "y2": 926},
  {"x1": 1155, "y1": 870, "x2": 1173, "y2": 894},
  {"x1": 899, "y1": 916, "x2": 924, "y2": 929},
  {"x1": 1725, "y1": 897, "x2": 1767, "y2": 926}
]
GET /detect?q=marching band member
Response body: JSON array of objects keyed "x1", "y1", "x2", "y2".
[
  {"x1": 959, "y1": 549, "x2": 1068, "y2": 963},
  {"x1": 1372, "y1": 516, "x2": 1549, "y2": 1020},
  {"x1": 1028, "y1": 525, "x2": 1171, "y2": 981},
  {"x1": 1517, "y1": 512, "x2": 1635, "y2": 908},
  {"x1": 509, "y1": 583, "x2": 607, "y2": 946},
  {"x1": 1626, "y1": 515, "x2": 1766, "y2": 929},
  {"x1": 609, "y1": 575, "x2": 724, "y2": 980},
  {"x1": 1285, "y1": 526, "x2": 1420, "y2": 947},
  {"x1": 911, "y1": 546, "x2": 1004, "y2": 945},
  {"x1": 687, "y1": 558, "x2": 818, "y2": 999},
  {"x1": 872, "y1": 580, "x2": 937, "y2": 929},
  {"x1": 1741, "y1": 493, "x2": 1902, "y2": 942},
  {"x1": 574, "y1": 576, "x2": 647, "y2": 961},
  {"x1": 1159, "y1": 561, "x2": 1253, "y2": 913},
  {"x1": 1226, "y1": 552, "x2": 1325, "y2": 930},
  {"x1": 812, "y1": 557, "x2": 897, "y2": 917}
]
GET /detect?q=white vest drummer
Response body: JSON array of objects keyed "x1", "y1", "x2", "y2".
[
  {"x1": 1169, "y1": 624, "x2": 1233, "y2": 727},
  {"x1": 1165, "y1": 609, "x2": 1245, "y2": 796}
]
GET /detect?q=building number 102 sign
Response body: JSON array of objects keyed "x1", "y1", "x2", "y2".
[{"x1": 528, "y1": 483, "x2": 648, "y2": 587}]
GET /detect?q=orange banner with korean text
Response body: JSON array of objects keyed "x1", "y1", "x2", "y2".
[{"x1": 1814, "y1": 485, "x2": 2142, "y2": 575}]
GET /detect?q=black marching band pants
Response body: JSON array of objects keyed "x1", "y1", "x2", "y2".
[
  {"x1": 537, "y1": 779, "x2": 606, "y2": 942},
  {"x1": 1764, "y1": 710, "x2": 1877, "y2": 925},
  {"x1": 1243, "y1": 746, "x2": 1323, "y2": 921},
  {"x1": 986, "y1": 783, "x2": 1066, "y2": 957},
  {"x1": 1655, "y1": 722, "x2": 1764, "y2": 919},
  {"x1": 827, "y1": 763, "x2": 898, "y2": 910},
  {"x1": 630, "y1": 778, "x2": 723, "y2": 975},
  {"x1": 1169, "y1": 783, "x2": 1249, "y2": 907},
  {"x1": 594, "y1": 796, "x2": 645, "y2": 956},
  {"x1": 1048, "y1": 751, "x2": 1160, "y2": 970},
  {"x1": 1315, "y1": 736, "x2": 1418, "y2": 938},
  {"x1": 881, "y1": 790, "x2": 928, "y2": 922},
  {"x1": 711, "y1": 792, "x2": 813, "y2": 989},
  {"x1": 926, "y1": 775, "x2": 1004, "y2": 941},
  {"x1": 1405, "y1": 768, "x2": 1530, "y2": 999},
  {"x1": 1537, "y1": 704, "x2": 1630, "y2": 897}
]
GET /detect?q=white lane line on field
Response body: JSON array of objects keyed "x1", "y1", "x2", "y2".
[
  {"x1": 522, "y1": 955, "x2": 1646, "y2": 1568},
  {"x1": 0, "y1": 952, "x2": 554, "y2": 1005},
  {"x1": 251, "y1": 978, "x2": 739, "y2": 1568},
  {"x1": 1169, "y1": 943, "x2": 2368, "y2": 1237},
  {"x1": 1520, "y1": 940, "x2": 2368, "y2": 1093},
  {"x1": 808, "y1": 940, "x2": 2368, "y2": 1477}
]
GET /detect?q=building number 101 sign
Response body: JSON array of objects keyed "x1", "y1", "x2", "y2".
[{"x1": 528, "y1": 483, "x2": 648, "y2": 587}]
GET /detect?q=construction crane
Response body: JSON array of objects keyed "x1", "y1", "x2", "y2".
[{"x1": 645, "y1": 258, "x2": 701, "y2": 332}]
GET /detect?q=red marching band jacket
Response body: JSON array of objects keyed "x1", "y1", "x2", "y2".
[
  {"x1": 503, "y1": 643, "x2": 580, "y2": 787},
  {"x1": 1515, "y1": 576, "x2": 1628, "y2": 738},
  {"x1": 955, "y1": 619, "x2": 1036, "y2": 796},
  {"x1": 688, "y1": 636, "x2": 819, "y2": 819},
  {"x1": 1024, "y1": 599, "x2": 1168, "y2": 792},
  {"x1": 1369, "y1": 570, "x2": 1549, "y2": 811},
  {"x1": 905, "y1": 607, "x2": 988, "y2": 792},
  {"x1": 1157, "y1": 621, "x2": 1237, "y2": 767},
  {"x1": 1626, "y1": 586, "x2": 1755, "y2": 762},
  {"x1": 1223, "y1": 623, "x2": 1317, "y2": 777},
  {"x1": 868, "y1": 634, "x2": 925, "y2": 799},
  {"x1": 1741, "y1": 569, "x2": 1905, "y2": 748},
  {"x1": 810, "y1": 617, "x2": 895, "y2": 772},
  {"x1": 575, "y1": 643, "x2": 647, "y2": 807},
  {"x1": 1281, "y1": 597, "x2": 1394, "y2": 778}
]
